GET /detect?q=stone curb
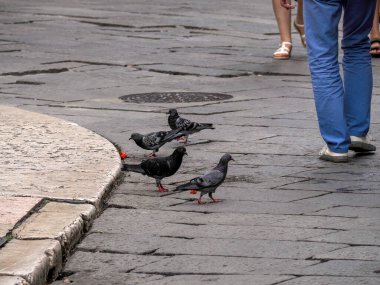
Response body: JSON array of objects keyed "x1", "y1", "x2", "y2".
[{"x1": 0, "y1": 106, "x2": 122, "y2": 285}]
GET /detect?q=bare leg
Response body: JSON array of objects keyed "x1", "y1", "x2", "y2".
[
  {"x1": 294, "y1": 0, "x2": 306, "y2": 47},
  {"x1": 272, "y1": 0, "x2": 292, "y2": 58},
  {"x1": 272, "y1": 0, "x2": 291, "y2": 43},
  {"x1": 296, "y1": 0, "x2": 304, "y2": 26}
]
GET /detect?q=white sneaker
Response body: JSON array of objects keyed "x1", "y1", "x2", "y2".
[
  {"x1": 349, "y1": 135, "x2": 376, "y2": 152},
  {"x1": 319, "y1": 145, "x2": 348, "y2": 163}
]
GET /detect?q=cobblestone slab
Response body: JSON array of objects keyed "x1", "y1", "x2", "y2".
[
  {"x1": 0, "y1": 106, "x2": 120, "y2": 208},
  {"x1": 0, "y1": 276, "x2": 29, "y2": 285},
  {"x1": 1, "y1": 0, "x2": 380, "y2": 284},
  {"x1": 313, "y1": 246, "x2": 380, "y2": 261},
  {"x1": 0, "y1": 196, "x2": 41, "y2": 239},
  {"x1": 0, "y1": 239, "x2": 62, "y2": 285},
  {"x1": 278, "y1": 276, "x2": 380, "y2": 285},
  {"x1": 133, "y1": 255, "x2": 318, "y2": 275},
  {"x1": 13, "y1": 202, "x2": 96, "y2": 252}
]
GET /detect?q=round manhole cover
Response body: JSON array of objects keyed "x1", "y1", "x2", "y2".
[{"x1": 119, "y1": 92, "x2": 233, "y2": 103}]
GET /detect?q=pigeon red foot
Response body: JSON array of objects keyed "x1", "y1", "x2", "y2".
[{"x1": 157, "y1": 184, "x2": 169, "y2": 192}]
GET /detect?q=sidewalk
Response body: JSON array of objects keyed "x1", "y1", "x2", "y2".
[
  {"x1": 1, "y1": 0, "x2": 380, "y2": 284},
  {"x1": 0, "y1": 106, "x2": 121, "y2": 285}
]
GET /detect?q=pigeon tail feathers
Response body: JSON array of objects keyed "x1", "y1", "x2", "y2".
[{"x1": 122, "y1": 164, "x2": 146, "y2": 174}]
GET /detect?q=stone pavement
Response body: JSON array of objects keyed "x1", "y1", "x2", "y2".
[
  {"x1": 0, "y1": 106, "x2": 121, "y2": 285},
  {"x1": 0, "y1": 0, "x2": 380, "y2": 284}
]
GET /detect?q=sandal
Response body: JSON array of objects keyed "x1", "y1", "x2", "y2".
[
  {"x1": 370, "y1": 38, "x2": 380, "y2": 58},
  {"x1": 294, "y1": 20, "x2": 306, "y2": 47},
  {"x1": 273, "y1": 42, "x2": 292, "y2": 60}
]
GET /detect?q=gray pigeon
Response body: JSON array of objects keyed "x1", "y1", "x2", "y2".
[
  {"x1": 174, "y1": 154, "x2": 234, "y2": 204},
  {"x1": 167, "y1": 109, "x2": 214, "y2": 143},
  {"x1": 130, "y1": 128, "x2": 183, "y2": 157},
  {"x1": 122, "y1": 146, "x2": 187, "y2": 192}
]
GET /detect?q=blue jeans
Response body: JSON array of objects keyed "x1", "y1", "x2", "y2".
[{"x1": 304, "y1": 0, "x2": 376, "y2": 153}]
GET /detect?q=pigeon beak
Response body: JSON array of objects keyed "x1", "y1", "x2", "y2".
[
  {"x1": 231, "y1": 158, "x2": 235, "y2": 161},
  {"x1": 129, "y1": 138, "x2": 132, "y2": 140},
  {"x1": 184, "y1": 152, "x2": 188, "y2": 156}
]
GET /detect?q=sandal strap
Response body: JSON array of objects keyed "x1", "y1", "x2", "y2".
[
  {"x1": 294, "y1": 21, "x2": 304, "y2": 28},
  {"x1": 274, "y1": 42, "x2": 292, "y2": 55}
]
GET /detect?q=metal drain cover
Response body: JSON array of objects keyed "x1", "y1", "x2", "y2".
[{"x1": 119, "y1": 92, "x2": 233, "y2": 103}]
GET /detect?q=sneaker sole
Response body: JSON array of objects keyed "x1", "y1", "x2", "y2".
[
  {"x1": 319, "y1": 154, "x2": 348, "y2": 163},
  {"x1": 349, "y1": 141, "x2": 376, "y2": 152}
]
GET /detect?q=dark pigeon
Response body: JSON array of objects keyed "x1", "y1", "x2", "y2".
[
  {"x1": 174, "y1": 154, "x2": 234, "y2": 204},
  {"x1": 129, "y1": 128, "x2": 183, "y2": 157},
  {"x1": 122, "y1": 146, "x2": 187, "y2": 192},
  {"x1": 167, "y1": 109, "x2": 214, "y2": 143}
]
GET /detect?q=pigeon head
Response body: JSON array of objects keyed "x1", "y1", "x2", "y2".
[
  {"x1": 167, "y1": 109, "x2": 178, "y2": 116},
  {"x1": 129, "y1": 133, "x2": 143, "y2": 142},
  {"x1": 219, "y1": 154, "x2": 234, "y2": 165},
  {"x1": 173, "y1": 146, "x2": 188, "y2": 157}
]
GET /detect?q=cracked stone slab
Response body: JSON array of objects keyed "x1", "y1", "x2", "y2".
[
  {"x1": 0, "y1": 276, "x2": 30, "y2": 285},
  {"x1": 63, "y1": 251, "x2": 167, "y2": 274},
  {"x1": 12, "y1": 202, "x2": 96, "y2": 252},
  {"x1": 77, "y1": 233, "x2": 184, "y2": 255},
  {"x1": 173, "y1": 212, "x2": 352, "y2": 229},
  {"x1": 133, "y1": 255, "x2": 319, "y2": 275},
  {"x1": 167, "y1": 199, "x2": 328, "y2": 215},
  {"x1": 50, "y1": 272, "x2": 163, "y2": 285},
  {"x1": 141, "y1": 274, "x2": 294, "y2": 285},
  {"x1": 279, "y1": 179, "x2": 380, "y2": 193},
  {"x1": 278, "y1": 276, "x2": 380, "y2": 285},
  {"x1": 0, "y1": 239, "x2": 62, "y2": 285},
  {"x1": 155, "y1": 238, "x2": 345, "y2": 259},
  {"x1": 312, "y1": 206, "x2": 380, "y2": 218},
  {"x1": 313, "y1": 246, "x2": 380, "y2": 261},
  {"x1": 0, "y1": 105, "x2": 120, "y2": 209},
  {"x1": 306, "y1": 229, "x2": 380, "y2": 246},
  {"x1": 0, "y1": 196, "x2": 41, "y2": 239},
  {"x1": 293, "y1": 260, "x2": 380, "y2": 277},
  {"x1": 107, "y1": 193, "x2": 186, "y2": 209}
]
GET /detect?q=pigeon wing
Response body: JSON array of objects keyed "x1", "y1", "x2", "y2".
[
  {"x1": 176, "y1": 117, "x2": 192, "y2": 129},
  {"x1": 141, "y1": 157, "x2": 169, "y2": 177}
]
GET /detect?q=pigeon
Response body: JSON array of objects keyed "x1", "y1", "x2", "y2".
[
  {"x1": 129, "y1": 128, "x2": 184, "y2": 157},
  {"x1": 122, "y1": 146, "x2": 187, "y2": 192},
  {"x1": 174, "y1": 154, "x2": 234, "y2": 204},
  {"x1": 167, "y1": 108, "x2": 214, "y2": 143}
]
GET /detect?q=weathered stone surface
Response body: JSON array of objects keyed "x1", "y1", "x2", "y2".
[
  {"x1": 307, "y1": 230, "x2": 380, "y2": 246},
  {"x1": 155, "y1": 238, "x2": 345, "y2": 259},
  {"x1": 2, "y1": 0, "x2": 380, "y2": 284},
  {"x1": 0, "y1": 106, "x2": 120, "y2": 209},
  {"x1": 313, "y1": 246, "x2": 380, "y2": 261},
  {"x1": 278, "y1": 276, "x2": 380, "y2": 285},
  {"x1": 51, "y1": 272, "x2": 163, "y2": 285},
  {"x1": 0, "y1": 276, "x2": 29, "y2": 285},
  {"x1": 141, "y1": 274, "x2": 293, "y2": 285},
  {"x1": 0, "y1": 239, "x2": 62, "y2": 285},
  {"x1": 294, "y1": 260, "x2": 380, "y2": 277},
  {"x1": 312, "y1": 206, "x2": 380, "y2": 218},
  {"x1": 133, "y1": 255, "x2": 318, "y2": 275},
  {"x1": 107, "y1": 194, "x2": 186, "y2": 209},
  {"x1": 77, "y1": 233, "x2": 181, "y2": 255},
  {"x1": 0, "y1": 196, "x2": 41, "y2": 239},
  {"x1": 63, "y1": 251, "x2": 166, "y2": 274},
  {"x1": 13, "y1": 202, "x2": 96, "y2": 251}
]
